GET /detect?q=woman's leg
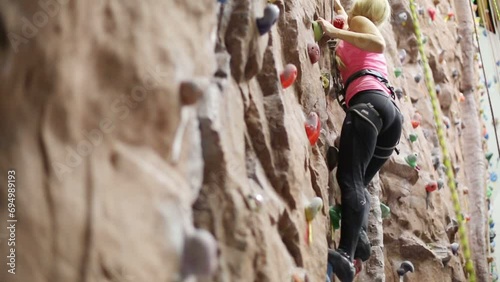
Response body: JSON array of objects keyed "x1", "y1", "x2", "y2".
[{"x1": 336, "y1": 106, "x2": 378, "y2": 260}]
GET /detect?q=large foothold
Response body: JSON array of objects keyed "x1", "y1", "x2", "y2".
[
  {"x1": 397, "y1": 261, "x2": 415, "y2": 276},
  {"x1": 280, "y1": 64, "x2": 298, "y2": 89},
  {"x1": 305, "y1": 112, "x2": 320, "y2": 146},
  {"x1": 312, "y1": 21, "x2": 323, "y2": 42},
  {"x1": 451, "y1": 242, "x2": 460, "y2": 255},
  {"x1": 256, "y1": 4, "x2": 280, "y2": 35},
  {"x1": 380, "y1": 202, "x2": 391, "y2": 219},
  {"x1": 181, "y1": 229, "x2": 218, "y2": 278},
  {"x1": 307, "y1": 43, "x2": 320, "y2": 64}
]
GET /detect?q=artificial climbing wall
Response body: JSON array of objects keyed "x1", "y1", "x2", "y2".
[{"x1": 0, "y1": 0, "x2": 486, "y2": 281}]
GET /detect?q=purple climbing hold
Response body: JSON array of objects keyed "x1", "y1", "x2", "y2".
[
  {"x1": 496, "y1": 60, "x2": 500, "y2": 66},
  {"x1": 307, "y1": 43, "x2": 320, "y2": 64},
  {"x1": 256, "y1": 4, "x2": 280, "y2": 35},
  {"x1": 181, "y1": 229, "x2": 218, "y2": 278}
]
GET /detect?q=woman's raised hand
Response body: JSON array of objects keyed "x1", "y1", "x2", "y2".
[{"x1": 317, "y1": 17, "x2": 339, "y2": 38}]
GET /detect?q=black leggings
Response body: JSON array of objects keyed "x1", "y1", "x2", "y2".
[{"x1": 336, "y1": 90, "x2": 403, "y2": 259}]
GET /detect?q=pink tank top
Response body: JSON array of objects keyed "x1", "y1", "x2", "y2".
[{"x1": 336, "y1": 40, "x2": 390, "y2": 106}]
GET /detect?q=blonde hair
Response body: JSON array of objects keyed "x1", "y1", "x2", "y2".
[{"x1": 349, "y1": 0, "x2": 391, "y2": 26}]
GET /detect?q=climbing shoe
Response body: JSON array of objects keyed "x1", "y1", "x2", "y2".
[
  {"x1": 354, "y1": 228, "x2": 371, "y2": 262},
  {"x1": 328, "y1": 249, "x2": 355, "y2": 282},
  {"x1": 327, "y1": 145, "x2": 339, "y2": 171}
]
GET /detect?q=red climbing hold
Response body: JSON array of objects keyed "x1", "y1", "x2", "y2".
[
  {"x1": 280, "y1": 64, "x2": 298, "y2": 89},
  {"x1": 427, "y1": 7, "x2": 436, "y2": 21},
  {"x1": 332, "y1": 15, "x2": 346, "y2": 29},
  {"x1": 354, "y1": 258, "x2": 363, "y2": 276},
  {"x1": 307, "y1": 43, "x2": 320, "y2": 64},
  {"x1": 425, "y1": 181, "x2": 438, "y2": 193},
  {"x1": 411, "y1": 113, "x2": 422, "y2": 129},
  {"x1": 305, "y1": 112, "x2": 320, "y2": 146}
]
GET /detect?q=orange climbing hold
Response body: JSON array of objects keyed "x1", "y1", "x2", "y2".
[
  {"x1": 305, "y1": 112, "x2": 320, "y2": 146},
  {"x1": 280, "y1": 64, "x2": 298, "y2": 89},
  {"x1": 425, "y1": 181, "x2": 438, "y2": 193},
  {"x1": 411, "y1": 113, "x2": 422, "y2": 129}
]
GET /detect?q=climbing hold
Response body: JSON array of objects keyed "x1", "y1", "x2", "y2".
[
  {"x1": 442, "y1": 116, "x2": 450, "y2": 129},
  {"x1": 437, "y1": 178, "x2": 444, "y2": 190},
  {"x1": 435, "y1": 84, "x2": 441, "y2": 94},
  {"x1": 445, "y1": 10, "x2": 454, "y2": 22},
  {"x1": 256, "y1": 4, "x2": 280, "y2": 35},
  {"x1": 305, "y1": 197, "x2": 323, "y2": 244},
  {"x1": 427, "y1": 7, "x2": 436, "y2": 21},
  {"x1": 414, "y1": 73, "x2": 422, "y2": 83},
  {"x1": 354, "y1": 258, "x2": 363, "y2": 275},
  {"x1": 397, "y1": 261, "x2": 415, "y2": 276},
  {"x1": 312, "y1": 21, "x2": 323, "y2": 42},
  {"x1": 180, "y1": 81, "x2": 204, "y2": 106},
  {"x1": 397, "y1": 12, "x2": 408, "y2": 25},
  {"x1": 304, "y1": 112, "x2": 320, "y2": 146},
  {"x1": 394, "y1": 67, "x2": 402, "y2": 78},
  {"x1": 329, "y1": 205, "x2": 342, "y2": 230},
  {"x1": 418, "y1": 6, "x2": 425, "y2": 15},
  {"x1": 464, "y1": 214, "x2": 471, "y2": 222},
  {"x1": 497, "y1": 60, "x2": 500, "y2": 66},
  {"x1": 395, "y1": 88, "x2": 404, "y2": 99},
  {"x1": 307, "y1": 43, "x2": 320, "y2": 64},
  {"x1": 405, "y1": 153, "x2": 418, "y2": 169},
  {"x1": 491, "y1": 221, "x2": 495, "y2": 229},
  {"x1": 399, "y1": 49, "x2": 407, "y2": 63},
  {"x1": 280, "y1": 64, "x2": 297, "y2": 89},
  {"x1": 491, "y1": 172, "x2": 498, "y2": 182},
  {"x1": 181, "y1": 229, "x2": 218, "y2": 278},
  {"x1": 485, "y1": 133, "x2": 490, "y2": 140},
  {"x1": 458, "y1": 92, "x2": 465, "y2": 103},
  {"x1": 422, "y1": 35, "x2": 428, "y2": 44},
  {"x1": 453, "y1": 165, "x2": 460, "y2": 174},
  {"x1": 486, "y1": 152, "x2": 494, "y2": 161},
  {"x1": 411, "y1": 113, "x2": 422, "y2": 128},
  {"x1": 452, "y1": 69, "x2": 459, "y2": 79},
  {"x1": 438, "y1": 50, "x2": 445, "y2": 63},
  {"x1": 321, "y1": 73, "x2": 330, "y2": 89},
  {"x1": 218, "y1": 0, "x2": 227, "y2": 3},
  {"x1": 332, "y1": 15, "x2": 346, "y2": 29},
  {"x1": 451, "y1": 242, "x2": 460, "y2": 255},
  {"x1": 409, "y1": 133, "x2": 418, "y2": 143},
  {"x1": 487, "y1": 81, "x2": 492, "y2": 88},
  {"x1": 305, "y1": 197, "x2": 323, "y2": 222},
  {"x1": 463, "y1": 187, "x2": 469, "y2": 195},
  {"x1": 380, "y1": 202, "x2": 391, "y2": 219},
  {"x1": 483, "y1": 29, "x2": 488, "y2": 37},
  {"x1": 247, "y1": 193, "x2": 264, "y2": 211},
  {"x1": 426, "y1": 181, "x2": 438, "y2": 193},
  {"x1": 487, "y1": 256, "x2": 494, "y2": 263},
  {"x1": 456, "y1": 35, "x2": 462, "y2": 43}
]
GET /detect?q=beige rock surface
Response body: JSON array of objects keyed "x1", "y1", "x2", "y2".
[{"x1": 0, "y1": 0, "x2": 484, "y2": 281}]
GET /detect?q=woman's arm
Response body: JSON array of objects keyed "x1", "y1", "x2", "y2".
[{"x1": 317, "y1": 16, "x2": 386, "y2": 53}]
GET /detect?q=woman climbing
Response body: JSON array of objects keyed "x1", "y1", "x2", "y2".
[{"x1": 318, "y1": 0, "x2": 402, "y2": 281}]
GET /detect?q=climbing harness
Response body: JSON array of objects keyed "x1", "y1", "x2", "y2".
[{"x1": 408, "y1": 1, "x2": 477, "y2": 280}]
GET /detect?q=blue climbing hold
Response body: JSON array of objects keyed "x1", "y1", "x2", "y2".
[
  {"x1": 485, "y1": 133, "x2": 490, "y2": 140},
  {"x1": 483, "y1": 29, "x2": 488, "y2": 37},
  {"x1": 491, "y1": 172, "x2": 498, "y2": 182},
  {"x1": 491, "y1": 221, "x2": 495, "y2": 229},
  {"x1": 256, "y1": 4, "x2": 280, "y2": 35},
  {"x1": 217, "y1": 0, "x2": 227, "y2": 3}
]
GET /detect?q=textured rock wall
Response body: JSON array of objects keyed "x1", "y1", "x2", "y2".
[{"x1": 0, "y1": 0, "x2": 483, "y2": 281}]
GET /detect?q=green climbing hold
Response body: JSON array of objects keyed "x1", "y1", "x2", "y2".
[
  {"x1": 380, "y1": 203, "x2": 391, "y2": 219},
  {"x1": 312, "y1": 21, "x2": 323, "y2": 42},
  {"x1": 405, "y1": 153, "x2": 418, "y2": 169},
  {"x1": 329, "y1": 205, "x2": 342, "y2": 230},
  {"x1": 394, "y1": 67, "x2": 403, "y2": 78},
  {"x1": 409, "y1": 133, "x2": 418, "y2": 142},
  {"x1": 486, "y1": 152, "x2": 494, "y2": 162},
  {"x1": 488, "y1": 188, "x2": 493, "y2": 199}
]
